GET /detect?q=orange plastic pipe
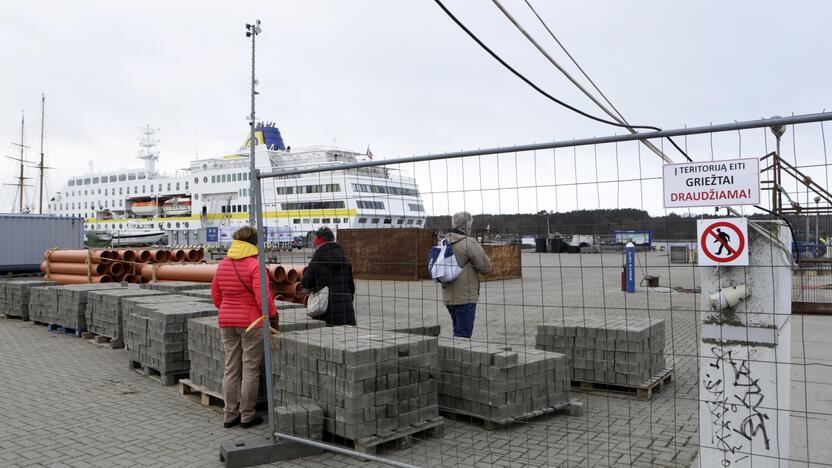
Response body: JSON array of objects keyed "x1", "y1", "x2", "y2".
[
  {"x1": 183, "y1": 249, "x2": 200, "y2": 262},
  {"x1": 108, "y1": 263, "x2": 126, "y2": 277},
  {"x1": 267, "y1": 265, "x2": 286, "y2": 283},
  {"x1": 148, "y1": 249, "x2": 170, "y2": 263},
  {"x1": 46, "y1": 249, "x2": 112, "y2": 264},
  {"x1": 115, "y1": 249, "x2": 136, "y2": 262},
  {"x1": 134, "y1": 250, "x2": 151, "y2": 263},
  {"x1": 140, "y1": 263, "x2": 218, "y2": 282},
  {"x1": 46, "y1": 274, "x2": 113, "y2": 284},
  {"x1": 40, "y1": 262, "x2": 107, "y2": 276},
  {"x1": 171, "y1": 249, "x2": 186, "y2": 262},
  {"x1": 196, "y1": 249, "x2": 205, "y2": 261}
]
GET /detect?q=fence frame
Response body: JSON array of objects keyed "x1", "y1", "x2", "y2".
[{"x1": 249, "y1": 111, "x2": 832, "y2": 466}]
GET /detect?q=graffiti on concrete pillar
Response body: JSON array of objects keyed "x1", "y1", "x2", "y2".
[{"x1": 703, "y1": 346, "x2": 771, "y2": 465}]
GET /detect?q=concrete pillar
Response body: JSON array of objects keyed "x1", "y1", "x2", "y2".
[{"x1": 698, "y1": 220, "x2": 792, "y2": 467}]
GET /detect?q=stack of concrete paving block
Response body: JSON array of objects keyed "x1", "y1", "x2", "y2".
[
  {"x1": 124, "y1": 295, "x2": 217, "y2": 377},
  {"x1": 53, "y1": 284, "x2": 126, "y2": 331},
  {"x1": 187, "y1": 313, "x2": 324, "y2": 395},
  {"x1": 28, "y1": 285, "x2": 62, "y2": 324},
  {"x1": 141, "y1": 281, "x2": 211, "y2": 293},
  {"x1": 436, "y1": 338, "x2": 570, "y2": 423},
  {"x1": 361, "y1": 315, "x2": 441, "y2": 337},
  {"x1": 276, "y1": 403, "x2": 324, "y2": 440},
  {"x1": 535, "y1": 317, "x2": 666, "y2": 386},
  {"x1": 273, "y1": 326, "x2": 440, "y2": 441},
  {"x1": 186, "y1": 317, "x2": 227, "y2": 393},
  {"x1": 1, "y1": 279, "x2": 56, "y2": 320},
  {"x1": 87, "y1": 288, "x2": 169, "y2": 343},
  {"x1": 179, "y1": 288, "x2": 213, "y2": 301}
]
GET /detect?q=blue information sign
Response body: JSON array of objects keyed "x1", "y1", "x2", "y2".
[
  {"x1": 625, "y1": 244, "x2": 636, "y2": 293},
  {"x1": 206, "y1": 227, "x2": 219, "y2": 243}
]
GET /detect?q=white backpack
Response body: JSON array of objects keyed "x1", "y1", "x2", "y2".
[{"x1": 428, "y1": 239, "x2": 463, "y2": 283}]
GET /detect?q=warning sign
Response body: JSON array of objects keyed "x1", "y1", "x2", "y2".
[
  {"x1": 697, "y1": 218, "x2": 749, "y2": 266},
  {"x1": 663, "y1": 158, "x2": 759, "y2": 208}
]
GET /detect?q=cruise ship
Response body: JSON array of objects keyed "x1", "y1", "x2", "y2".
[{"x1": 47, "y1": 123, "x2": 427, "y2": 245}]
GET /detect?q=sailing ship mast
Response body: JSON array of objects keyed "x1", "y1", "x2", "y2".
[
  {"x1": 38, "y1": 94, "x2": 46, "y2": 214},
  {"x1": 5, "y1": 112, "x2": 30, "y2": 213}
]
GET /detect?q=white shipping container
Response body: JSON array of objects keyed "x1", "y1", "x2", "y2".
[{"x1": 0, "y1": 214, "x2": 84, "y2": 273}]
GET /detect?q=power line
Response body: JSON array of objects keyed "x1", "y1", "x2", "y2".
[{"x1": 433, "y1": 0, "x2": 692, "y2": 162}]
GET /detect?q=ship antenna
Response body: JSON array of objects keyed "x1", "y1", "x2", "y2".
[
  {"x1": 245, "y1": 19, "x2": 261, "y2": 225},
  {"x1": 137, "y1": 124, "x2": 160, "y2": 177}
]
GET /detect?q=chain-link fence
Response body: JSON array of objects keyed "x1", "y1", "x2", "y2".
[{"x1": 251, "y1": 113, "x2": 832, "y2": 467}]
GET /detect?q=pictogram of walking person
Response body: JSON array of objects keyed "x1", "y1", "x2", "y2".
[{"x1": 713, "y1": 228, "x2": 733, "y2": 255}]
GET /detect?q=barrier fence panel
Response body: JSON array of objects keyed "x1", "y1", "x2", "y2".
[{"x1": 255, "y1": 113, "x2": 832, "y2": 467}]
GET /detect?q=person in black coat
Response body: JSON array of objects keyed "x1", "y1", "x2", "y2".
[{"x1": 301, "y1": 227, "x2": 357, "y2": 326}]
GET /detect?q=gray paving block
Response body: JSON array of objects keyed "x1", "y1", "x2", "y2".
[
  {"x1": 141, "y1": 281, "x2": 212, "y2": 292},
  {"x1": 273, "y1": 326, "x2": 439, "y2": 441},
  {"x1": 436, "y1": 338, "x2": 569, "y2": 422},
  {"x1": 535, "y1": 317, "x2": 666, "y2": 387},
  {"x1": 3, "y1": 279, "x2": 57, "y2": 320},
  {"x1": 124, "y1": 296, "x2": 217, "y2": 374}
]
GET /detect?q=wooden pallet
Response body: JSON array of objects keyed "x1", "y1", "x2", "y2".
[
  {"x1": 129, "y1": 360, "x2": 188, "y2": 386},
  {"x1": 571, "y1": 367, "x2": 674, "y2": 401},
  {"x1": 179, "y1": 379, "x2": 224, "y2": 407},
  {"x1": 32, "y1": 320, "x2": 48, "y2": 326},
  {"x1": 440, "y1": 399, "x2": 583, "y2": 431},
  {"x1": 351, "y1": 417, "x2": 445, "y2": 455},
  {"x1": 178, "y1": 379, "x2": 267, "y2": 411},
  {"x1": 2, "y1": 314, "x2": 24, "y2": 320},
  {"x1": 47, "y1": 323, "x2": 85, "y2": 337},
  {"x1": 84, "y1": 332, "x2": 124, "y2": 349}
]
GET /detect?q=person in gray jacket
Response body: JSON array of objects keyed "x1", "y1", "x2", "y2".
[{"x1": 442, "y1": 211, "x2": 492, "y2": 338}]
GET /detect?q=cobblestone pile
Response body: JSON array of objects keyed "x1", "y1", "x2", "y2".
[
  {"x1": 124, "y1": 296, "x2": 217, "y2": 374},
  {"x1": 273, "y1": 326, "x2": 440, "y2": 440},
  {"x1": 1, "y1": 279, "x2": 57, "y2": 320},
  {"x1": 54, "y1": 284, "x2": 126, "y2": 331},
  {"x1": 87, "y1": 288, "x2": 168, "y2": 341},
  {"x1": 436, "y1": 339, "x2": 570, "y2": 422},
  {"x1": 535, "y1": 317, "x2": 666, "y2": 386}
]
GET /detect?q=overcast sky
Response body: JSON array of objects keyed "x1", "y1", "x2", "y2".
[{"x1": 2, "y1": 1, "x2": 831, "y2": 216}]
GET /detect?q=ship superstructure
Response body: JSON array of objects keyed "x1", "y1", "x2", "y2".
[{"x1": 48, "y1": 123, "x2": 426, "y2": 242}]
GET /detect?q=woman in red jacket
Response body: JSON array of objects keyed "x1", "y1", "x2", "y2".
[{"x1": 210, "y1": 226, "x2": 276, "y2": 429}]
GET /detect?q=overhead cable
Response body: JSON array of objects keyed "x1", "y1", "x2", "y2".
[
  {"x1": 490, "y1": 0, "x2": 689, "y2": 163},
  {"x1": 433, "y1": 0, "x2": 691, "y2": 162}
]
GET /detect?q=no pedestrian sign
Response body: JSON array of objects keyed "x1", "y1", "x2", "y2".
[
  {"x1": 697, "y1": 218, "x2": 749, "y2": 266},
  {"x1": 663, "y1": 158, "x2": 759, "y2": 208}
]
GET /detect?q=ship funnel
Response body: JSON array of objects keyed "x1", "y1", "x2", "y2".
[{"x1": 243, "y1": 121, "x2": 286, "y2": 150}]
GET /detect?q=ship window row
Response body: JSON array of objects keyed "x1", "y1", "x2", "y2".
[
  {"x1": 221, "y1": 204, "x2": 249, "y2": 214},
  {"x1": 292, "y1": 218, "x2": 343, "y2": 225},
  {"x1": 282, "y1": 201, "x2": 345, "y2": 210},
  {"x1": 352, "y1": 183, "x2": 418, "y2": 196},
  {"x1": 408, "y1": 203, "x2": 425, "y2": 212},
  {"x1": 356, "y1": 217, "x2": 416, "y2": 226},
  {"x1": 356, "y1": 200, "x2": 385, "y2": 209},
  {"x1": 211, "y1": 172, "x2": 249, "y2": 184},
  {"x1": 66, "y1": 178, "x2": 187, "y2": 194},
  {"x1": 275, "y1": 183, "x2": 341, "y2": 195}
]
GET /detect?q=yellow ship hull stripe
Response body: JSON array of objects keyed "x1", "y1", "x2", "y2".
[{"x1": 84, "y1": 209, "x2": 358, "y2": 224}]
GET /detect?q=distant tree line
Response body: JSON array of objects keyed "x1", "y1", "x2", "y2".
[{"x1": 426, "y1": 209, "x2": 827, "y2": 241}]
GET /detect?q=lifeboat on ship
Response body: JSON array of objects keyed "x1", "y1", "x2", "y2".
[
  {"x1": 163, "y1": 197, "x2": 192, "y2": 216},
  {"x1": 131, "y1": 200, "x2": 159, "y2": 217}
]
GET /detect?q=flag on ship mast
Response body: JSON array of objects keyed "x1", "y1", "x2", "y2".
[{"x1": 366, "y1": 146, "x2": 373, "y2": 160}]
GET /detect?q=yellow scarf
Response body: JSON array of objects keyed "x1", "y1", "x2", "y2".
[{"x1": 227, "y1": 239, "x2": 258, "y2": 259}]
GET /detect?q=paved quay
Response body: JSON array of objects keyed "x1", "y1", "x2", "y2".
[{"x1": 0, "y1": 251, "x2": 829, "y2": 467}]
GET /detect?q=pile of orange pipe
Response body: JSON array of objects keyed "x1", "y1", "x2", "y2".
[
  {"x1": 42, "y1": 247, "x2": 206, "y2": 285},
  {"x1": 267, "y1": 264, "x2": 308, "y2": 305}
]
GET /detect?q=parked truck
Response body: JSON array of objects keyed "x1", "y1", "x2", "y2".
[{"x1": 0, "y1": 214, "x2": 84, "y2": 274}]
